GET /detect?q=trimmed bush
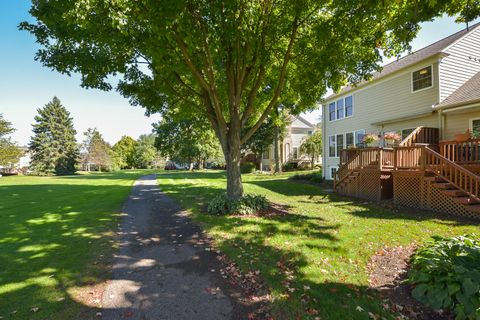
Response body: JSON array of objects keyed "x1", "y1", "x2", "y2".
[
  {"x1": 289, "y1": 171, "x2": 324, "y2": 183},
  {"x1": 282, "y1": 162, "x2": 298, "y2": 171},
  {"x1": 207, "y1": 193, "x2": 269, "y2": 215},
  {"x1": 240, "y1": 161, "x2": 256, "y2": 173},
  {"x1": 407, "y1": 234, "x2": 480, "y2": 319}
]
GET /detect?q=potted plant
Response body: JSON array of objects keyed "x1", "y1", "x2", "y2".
[
  {"x1": 363, "y1": 133, "x2": 379, "y2": 147},
  {"x1": 384, "y1": 132, "x2": 401, "y2": 145},
  {"x1": 454, "y1": 129, "x2": 471, "y2": 142}
]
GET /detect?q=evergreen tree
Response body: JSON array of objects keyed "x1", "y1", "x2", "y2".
[
  {"x1": 29, "y1": 97, "x2": 78, "y2": 175},
  {"x1": 0, "y1": 114, "x2": 22, "y2": 167},
  {"x1": 81, "y1": 128, "x2": 112, "y2": 172}
]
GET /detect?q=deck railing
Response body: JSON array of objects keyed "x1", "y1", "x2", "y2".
[
  {"x1": 399, "y1": 127, "x2": 439, "y2": 147},
  {"x1": 334, "y1": 148, "x2": 394, "y2": 188},
  {"x1": 439, "y1": 139, "x2": 480, "y2": 164}
]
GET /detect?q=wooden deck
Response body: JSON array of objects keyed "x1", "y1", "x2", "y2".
[{"x1": 334, "y1": 132, "x2": 480, "y2": 219}]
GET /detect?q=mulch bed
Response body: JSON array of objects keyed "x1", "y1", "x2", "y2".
[{"x1": 367, "y1": 245, "x2": 452, "y2": 320}]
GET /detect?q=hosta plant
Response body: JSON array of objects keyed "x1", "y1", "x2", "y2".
[{"x1": 407, "y1": 235, "x2": 480, "y2": 320}]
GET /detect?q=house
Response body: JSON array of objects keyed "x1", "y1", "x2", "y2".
[
  {"x1": 322, "y1": 23, "x2": 480, "y2": 218},
  {"x1": 254, "y1": 115, "x2": 319, "y2": 171}
]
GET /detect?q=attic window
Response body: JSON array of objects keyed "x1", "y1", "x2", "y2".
[{"x1": 412, "y1": 66, "x2": 433, "y2": 92}]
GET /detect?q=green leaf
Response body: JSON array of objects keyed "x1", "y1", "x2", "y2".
[{"x1": 463, "y1": 278, "x2": 479, "y2": 296}]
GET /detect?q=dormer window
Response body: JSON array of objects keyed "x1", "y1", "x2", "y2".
[{"x1": 412, "y1": 65, "x2": 433, "y2": 92}]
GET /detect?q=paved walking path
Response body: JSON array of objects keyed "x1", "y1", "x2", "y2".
[{"x1": 102, "y1": 175, "x2": 249, "y2": 320}]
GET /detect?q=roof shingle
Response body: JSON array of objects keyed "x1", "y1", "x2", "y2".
[
  {"x1": 436, "y1": 71, "x2": 480, "y2": 108},
  {"x1": 325, "y1": 22, "x2": 480, "y2": 101}
]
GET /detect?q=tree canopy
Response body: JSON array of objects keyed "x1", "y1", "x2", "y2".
[
  {"x1": 29, "y1": 97, "x2": 78, "y2": 175},
  {"x1": 112, "y1": 135, "x2": 137, "y2": 169},
  {"x1": 300, "y1": 129, "x2": 322, "y2": 170},
  {"x1": 133, "y1": 134, "x2": 161, "y2": 169},
  {"x1": 0, "y1": 114, "x2": 22, "y2": 167},
  {"x1": 154, "y1": 112, "x2": 222, "y2": 169},
  {"x1": 81, "y1": 128, "x2": 113, "y2": 172},
  {"x1": 21, "y1": 0, "x2": 479, "y2": 197}
]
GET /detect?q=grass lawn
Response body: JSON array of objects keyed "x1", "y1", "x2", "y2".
[
  {"x1": 0, "y1": 170, "x2": 152, "y2": 320},
  {"x1": 157, "y1": 170, "x2": 480, "y2": 320}
]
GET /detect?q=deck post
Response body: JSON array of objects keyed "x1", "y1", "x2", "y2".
[{"x1": 379, "y1": 148, "x2": 383, "y2": 170}]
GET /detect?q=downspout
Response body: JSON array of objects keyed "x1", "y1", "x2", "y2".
[{"x1": 322, "y1": 104, "x2": 326, "y2": 179}]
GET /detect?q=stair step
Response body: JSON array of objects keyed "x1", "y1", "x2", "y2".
[
  {"x1": 432, "y1": 182, "x2": 457, "y2": 189},
  {"x1": 424, "y1": 176, "x2": 446, "y2": 183},
  {"x1": 443, "y1": 189, "x2": 468, "y2": 197},
  {"x1": 466, "y1": 204, "x2": 480, "y2": 214},
  {"x1": 453, "y1": 197, "x2": 480, "y2": 205}
]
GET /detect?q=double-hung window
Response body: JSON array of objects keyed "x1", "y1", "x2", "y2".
[
  {"x1": 346, "y1": 132, "x2": 354, "y2": 148},
  {"x1": 355, "y1": 130, "x2": 365, "y2": 147},
  {"x1": 328, "y1": 96, "x2": 353, "y2": 121},
  {"x1": 472, "y1": 118, "x2": 480, "y2": 138},
  {"x1": 336, "y1": 99, "x2": 344, "y2": 120},
  {"x1": 412, "y1": 66, "x2": 432, "y2": 92},
  {"x1": 345, "y1": 96, "x2": 353, "y2": 117},
  {"x1": 329, "y1": 136, "x2": 336, "y2": 157},
  {"x1": 329, "y1": 103, "x2": 336, "y2": 121},
  {"x1": 336, "y1": 134, "x2": 344, "y2": 157}
]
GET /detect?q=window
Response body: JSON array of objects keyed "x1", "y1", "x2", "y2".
[
  {"x1": 329, "y1": 136, "x2": 336, "y2": 157},
  {"x1": 329, "y1": 103, "x2": 336, "y2": 121},
  {"x1": 345, "y1": 96, "x2": 353, "y2": 117},
  {"x1": 355, "y1": 130, "x2": 365, "y2": 147},
  {"x1": 336, "y1": 134, "x2": 344, "y2": 157},
  {"x1": 307, "y1": 131, "x2": 313, "y2": 136},
  {"x1": 412, "y1": 66, "x2": 432, "y2": 92},
  {"x1": 292, "y1": 147, "x2": 299, "y2": 159},
  {"x1": 336, "y1": 99, "x2": 344, "y2": 120},
  {"x1": 401, "y1": 128, "x2": 415, "y2": 141},
  {"x1": 330, "y1": 166, "x2": 338, "y2": 180},
  {"x1": 262, "y1": 149, "x2": 270, "y2": 159},
  {"x1": 346, "y1": 132, "x2": 354, "y2": 148},
  {"x1": 471, "y1": 119, "x2": 480, "y2": 138}
]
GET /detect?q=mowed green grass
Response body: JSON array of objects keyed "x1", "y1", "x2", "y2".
[
  {"x1": 0, "y1": 171, "x2": 151, "y2": 320},
  {"x1": 157, "y1": 170, "x2": 480, "y2": 320}
]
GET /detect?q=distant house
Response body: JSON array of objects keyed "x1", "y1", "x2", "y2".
[
  {"x1": 322, "y1": 23, "x2": 480, "y2": 218},
  {"x1": 254, "y1": 115, "x2": 320, "y2": 171}
]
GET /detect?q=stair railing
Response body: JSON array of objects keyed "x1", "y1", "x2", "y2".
[
  {"x1": 399, "y1": 127, "x2": 439, "y2": 147},
  {"x1": 423, "y1": 147, "x2": 480, "y2": 199}
]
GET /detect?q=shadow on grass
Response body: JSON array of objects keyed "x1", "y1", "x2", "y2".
[
  {"x1": 0, "y1": 180, "x2": 137, "y2": 320},
  {"x1": 246, "y1": 179, "x2": 480, "y2": 226},
  {"x1": 156, "y1": 174, "x2": 400, "y2": 319}
]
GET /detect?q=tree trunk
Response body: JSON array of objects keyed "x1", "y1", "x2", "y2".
[
  {"x1": 225, "y1": 126, "x2": 243, "y2": 199},
  {"x1": 274, "y1": 128, "x2": 280, "y2": 173},
  {"x1": 311, "y1": 152, "x2": 315, "y2": 170}
]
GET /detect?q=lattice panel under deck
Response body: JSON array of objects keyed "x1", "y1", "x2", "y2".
[
  {"x1": 425, "y1": 181, "x2": 479, "y2": 219},
  {"x1": 358, "y1": 170, "x2": 382, "y2": 201},
  {"x1": 393, "y1": 175, "x2": 423, "y2": 208}
]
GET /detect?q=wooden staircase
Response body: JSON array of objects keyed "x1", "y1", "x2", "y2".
[{"x1": 423, "y1": 147, "x2": 480, "y2": 215}]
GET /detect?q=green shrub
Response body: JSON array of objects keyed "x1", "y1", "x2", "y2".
[
  {"x1": 207, "y1": 193, "x2": 269, "y2": 215},
  {"x1": 240, "y1": 161, "x2": 256, "y2": 173},
  {"x1": 282, "y1": 162, "x2": 298, "y2": 171},
  {"x1": 289, "y1": 171, "x2": 324, "y2": 183},
  {"x1": 407, "y1": 234, "x2": 480, "y2": 319}
]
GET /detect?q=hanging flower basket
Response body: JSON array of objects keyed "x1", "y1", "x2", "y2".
[
  {"x1": 363, "y1": 134, "x2": 379, "y2": 147},
  {"x1": 384, "y1": 132, "x2": 401, "y2": 146}
]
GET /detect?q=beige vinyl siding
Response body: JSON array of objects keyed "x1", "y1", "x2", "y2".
[
  {"x1": 440, "y1": 27, "x2": 480, "y2": 101},
  {"x1": 322, "y1": 59, "x2": 440, "y2": 177},
  {"x1": 443, "y1": 109, "x2": 480, "y2": 139}
]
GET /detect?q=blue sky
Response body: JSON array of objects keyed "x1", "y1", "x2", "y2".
[{"x1": 0, "y1": 2, "x2": 478, "y2": 145}]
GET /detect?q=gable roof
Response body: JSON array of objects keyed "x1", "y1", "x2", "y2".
[
  {"x1": 291, "y1": 115, "x2": 315, "y2": 128},
  {"x1": 435, "y1": 71, "x2": 480, "y2": 109},
  {"x1": 325, "y1": 22, "x2": 480, "y2": 101}
]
